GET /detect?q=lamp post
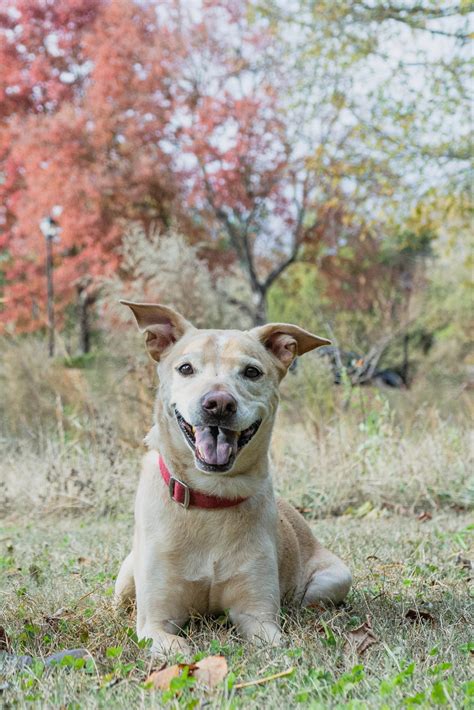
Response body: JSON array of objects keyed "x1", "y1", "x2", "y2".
[{"x1": 39, "y1": 215, "x2": 61, "y2": 357}]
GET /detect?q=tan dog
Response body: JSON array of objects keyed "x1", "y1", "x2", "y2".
[{"x1": 115, "y1": 302, "x2": 351, "y2": 655}]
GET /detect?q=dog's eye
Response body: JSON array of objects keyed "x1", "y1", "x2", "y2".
[
  {"x1": 243, "y1": 365, "x2": 262, "y2": 379},
  {"x1": 177, "y1": 363, "x2": 194, "y2": 376}
]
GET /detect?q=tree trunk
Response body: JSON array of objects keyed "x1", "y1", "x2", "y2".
[
  {"x1": 78, "y1": 293, "x2": 91, "y2": 354},
  {"x1": 401, "y1": 333, "x2": 409, "y2": 386},
  {"x1": 253, "y1": 290, "x2": 267, "y2": 325},
  {"x1": 77, "y1": 287, "x2": 94, "y2": 355},
  {"x1": 46, "y1": 235, "x2": 55, "y2": 357}
]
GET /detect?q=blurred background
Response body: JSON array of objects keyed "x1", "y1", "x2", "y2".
[{"x1": 0, "y1": 1, "x2": 472, "y2": 517}]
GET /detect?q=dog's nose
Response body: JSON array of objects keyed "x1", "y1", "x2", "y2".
[{"x1": 201, "y1": 390, "x2": 237, "y2": 418}]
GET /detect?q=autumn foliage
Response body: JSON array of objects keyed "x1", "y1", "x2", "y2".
[
  {"x1": 1, "y1": 1, "x2": 289, "y2": 329},
  {"x1": 0, "y1": 0, "x2": 470, "y2": 347}
]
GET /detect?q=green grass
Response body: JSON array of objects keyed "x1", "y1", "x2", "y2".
[{"x1": 1, "y1": 510, "x2": 472, "y2": 708}]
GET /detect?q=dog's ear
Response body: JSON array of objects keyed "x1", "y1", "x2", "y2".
[
  {"x1": 120, "y1": 300, "x2": 194, "y2": 361},
  {"x1": 250, "y1": 322, "x2": 330, "y2": 371}
]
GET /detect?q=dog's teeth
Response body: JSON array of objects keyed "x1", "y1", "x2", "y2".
[{"x1": 192, "y1": 426, "x2": 196, "y2": 433}]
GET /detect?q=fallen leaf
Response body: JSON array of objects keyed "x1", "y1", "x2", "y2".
[
  {"x1": 295, "y1": 506, "x2": 312, "y2": 515},
  {"x1": 381, "y1": 502, "x2": 409, "y2": 516},
  {"x1": 146, "y1": 664, "x2": 182, "y2": 690},
  {"x1": 44, "y1": 607, "x2": 73, "y2": 627},
  {"x1": 48, "y1": 607, "x2": 71, "y2": 619},
  {"x1": 146, "y1": 656, "x2": 227, "y2": 691},
  {"x1": 344, "y1": 617, "x2": 378, "y2": 656},
  {"x1": 0, "y1": 627, "x2": 12, "y2": 653},
  {"x1": 192, "y1": 655, "x2": 228, "y2": 687},
  {"x1": 456, "y1": 555, "x2": 473, "y2": 573},
  {"x1": 306, "y1": 602, "x2": 325, "y2": 612},
  {"x1": 417, "y1": 511, "x2": 432, "y2": 522},
  {"x1": 77, "y1": 556, "x2": 92, "y2": 566},
  {"x1": 405, "y1": 608, "x2": 434, "y2": 623}
]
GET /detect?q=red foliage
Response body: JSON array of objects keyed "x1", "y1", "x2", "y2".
[
  {"x1": 0, "y1": 0, "x2": 319, "y2": 332},
  {"x1": 0, "y1": 0, "x2": 190, "y2": 331}
]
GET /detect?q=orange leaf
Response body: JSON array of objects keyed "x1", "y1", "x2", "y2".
[
  {"x1": 193, "y1": 655, "x2": 228, "y2": 688},
  {"x1": 344, "y1": 616, "x2": 378, "y2": 656},
  {"x1": 146, "y1": 656, "x2": 228, "y2": 691},
  {"x1": 146, "y1": 664, "x2": 181, "y2": 690}
]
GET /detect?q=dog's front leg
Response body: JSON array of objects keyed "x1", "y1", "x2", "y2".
[
  {"x1": 223, "y1": 560, "x2": 282, "y2": 647},
  {"x1": 138, "y1": 617, "x2": 191, "y2": 658},
  {"x1": 135, "y1": 570, "x2": 192, "y2": 657}
]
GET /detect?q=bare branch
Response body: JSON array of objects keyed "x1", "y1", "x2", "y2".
[{"x1": 262, "y1": 177, "x2": 312, "y2": 291}]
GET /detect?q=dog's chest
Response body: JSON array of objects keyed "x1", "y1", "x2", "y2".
[
  {"x1": 151, "y1": 508, "x2": 269, "y2": 585},
  {"x1": 169, "y1": 527, "x2": 256, "y2": 584},
  {"x1": 176, "y1": 546, "x2": 234, "y2": 583}
]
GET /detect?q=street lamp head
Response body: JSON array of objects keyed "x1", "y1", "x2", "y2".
[{"x1": 39, "y1": 216, "x2": 61, "y2": 241}]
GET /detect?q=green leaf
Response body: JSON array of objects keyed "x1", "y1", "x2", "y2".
[{"x1": 105, "y1": 646, "x2": 123, "y2": 659}]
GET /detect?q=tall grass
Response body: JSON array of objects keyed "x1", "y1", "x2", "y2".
[{"x1": 1, "y1": 337, "x2": 472, "y2": 518}]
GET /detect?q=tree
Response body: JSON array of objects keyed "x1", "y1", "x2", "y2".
[
  {"x1": 1, "y1": 0, "x2": 362, "y2": 331},
  {"x1": 0, "y1": 0, "x2": 189, "y2": 338},
  {"x1": 256, "y1": 1, "x2": 472, "y2": 197},
  {"x1": 175, "y1": 1, "x2": 393, "y2": 324},
  {"x1": 183, "y1": 85, "x2": 323, "y2": 324},
  {"x1": 1, "y1": 0, "x2": 469, "y2": 342}
]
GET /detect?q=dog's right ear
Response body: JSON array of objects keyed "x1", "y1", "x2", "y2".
[{"x1": 120, "y1": 301, "x2": 194, "y2": 361}]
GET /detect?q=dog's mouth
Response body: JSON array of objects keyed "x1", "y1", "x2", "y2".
[{"x1": 175, "y1": 410, "x2": 261, "y2": 472}]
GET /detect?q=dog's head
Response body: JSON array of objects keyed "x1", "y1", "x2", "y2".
[{"x1": 122, "y1": 301, "x2": 330, "y2": 475}]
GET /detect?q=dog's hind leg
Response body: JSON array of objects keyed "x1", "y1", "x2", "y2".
[
  {"x1": 114, "y1": 552, "x2": 135, "y2": 608},
  {"x1": 302, "y1": 548, "x2": 352, "y2": 606}
]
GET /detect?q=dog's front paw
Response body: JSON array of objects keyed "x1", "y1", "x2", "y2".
[
  {"x1": 150, "y1": 633, "x2": 192, "y2": 659},
  {"x1": 244, "y1": 622, "x2": 283, "y2": 648}
]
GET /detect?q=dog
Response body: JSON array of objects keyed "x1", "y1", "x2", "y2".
[{"x1": 115, "y1": 301, "x2": 352, "y2": 655}]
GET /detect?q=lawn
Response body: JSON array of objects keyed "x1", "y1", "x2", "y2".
[{"x1": 1, "y1": 470, "x2": 472, "y2": 707}]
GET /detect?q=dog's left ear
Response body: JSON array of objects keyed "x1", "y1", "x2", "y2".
[
  {"x1": 120, "y1": 300, "x2": 194, "y2": 361},
  {"x1": 250, "y1": 323, "x2": 330, "y2": 371}
]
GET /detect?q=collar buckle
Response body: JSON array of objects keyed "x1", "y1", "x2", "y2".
[{"x1": 168, "y1": 475, "x2": 190, "y2": 509}]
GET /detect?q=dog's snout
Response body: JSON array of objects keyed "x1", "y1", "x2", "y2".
[{"x1": 201, "y1": 390, "x2": 237, "y2": 418}]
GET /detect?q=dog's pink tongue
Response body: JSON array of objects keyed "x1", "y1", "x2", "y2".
[{"x1": 194, "y1": 426, "x2": 239, "y2": 466}]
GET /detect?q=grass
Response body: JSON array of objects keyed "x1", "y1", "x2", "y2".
[
  {"x1": 1, "y1": 512, "x2": 472, "y2": 708},
  {"x1": 0, "y1": 340, "x2": 473, "y2": 708}
]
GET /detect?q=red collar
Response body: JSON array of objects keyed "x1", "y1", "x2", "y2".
[{"x1": 158, "y1": 456, "x2": 248, "y2": 510}]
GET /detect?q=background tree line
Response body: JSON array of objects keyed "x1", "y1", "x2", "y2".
[{"x1": 0, "y1": 0, "x2": 471, "y2": 385}]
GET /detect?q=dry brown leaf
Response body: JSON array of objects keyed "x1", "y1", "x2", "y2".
[
  {"x1": 0, "y1": 626, "x2": 12, "y2": 653},
  {"x1": 344, "y1": 617, "x2": 378, "y2": 656},
  {"x1": 146, "y1": 664, "x2": 182, "y2": 690},
  {"x1": 44, "y1": 607, "x2": 73, "y2": 627},
  {"x1": 295, "y1": 506, "x2": 312, "y2": 515},
  {"x1": 456, "y1": 555, "x2": 473, "y2": 572},
  {"x1": 192, "y1": 655, "x2": 228, "y2": 687},
  {"x1": 306, "y1": 602, "x2": 325, "y2": 612},
  {"x1": 77, "y1": 556, "x2": 92, "y2": 566},
  {"x1": 417, "y1": 511, "x2": 432, "y2": 522},
  {"x1": 146, "y1": 656, "x2": 227, "y2": 691},
  {"x1": 405, "y1": 608, "x2": 434, "y2": 623}
]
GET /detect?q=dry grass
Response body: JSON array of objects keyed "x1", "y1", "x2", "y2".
[
  {"x1": 0, "y1": 339, "x2": 473, "y2": 707},
  {"x1": 1, "y1": 513, "x2": 472, "y2": 708}
]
